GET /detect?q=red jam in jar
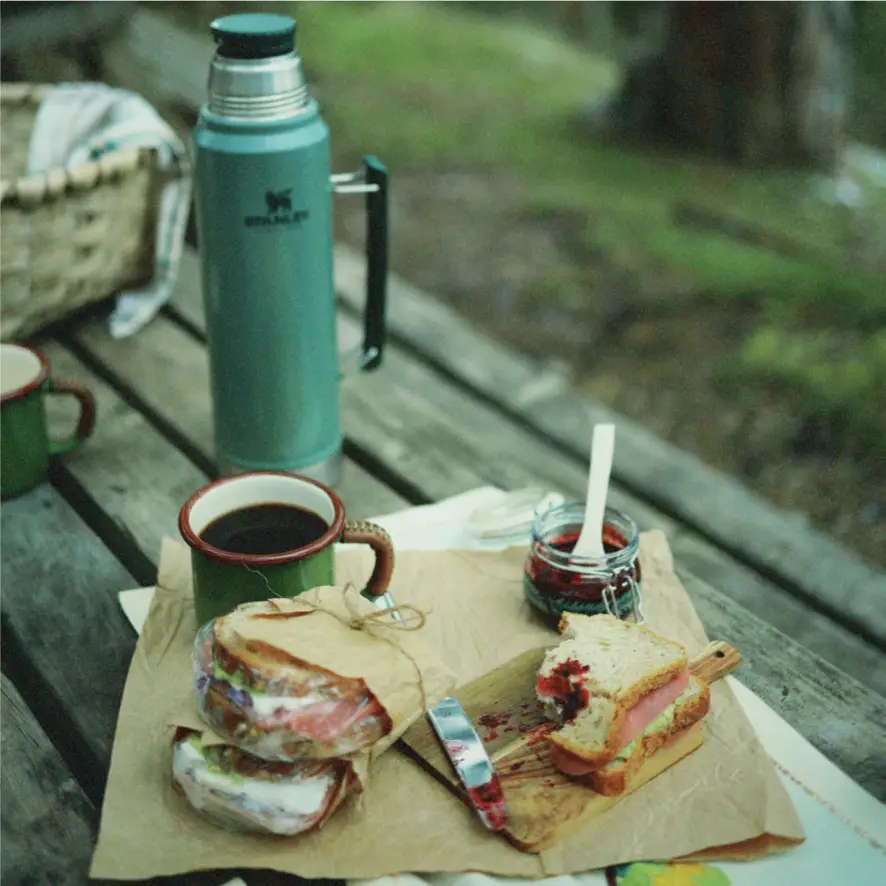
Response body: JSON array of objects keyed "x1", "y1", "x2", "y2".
[{"x1": 523, "y1": 503, "x2": 641, "y2": 625}]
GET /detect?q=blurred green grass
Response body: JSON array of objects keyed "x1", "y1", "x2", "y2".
[
  {"x1": 736, "y1": 327, "x2": 886, "y2": 458},
  {"x1": 293, "y1": 0, "x2": 885, "y2": 453}
]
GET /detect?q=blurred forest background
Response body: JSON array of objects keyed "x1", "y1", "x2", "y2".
[{"x1": 3, "y1": 1, "x2": 885, "y2": 566}]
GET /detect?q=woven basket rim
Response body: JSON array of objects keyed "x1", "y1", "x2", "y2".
[
  {"x1": 1, "y1": 83, "x2": 163, "y2": 206},
  {"x1": 1, "y1": 146, "x2": 158, "y2": 207}
]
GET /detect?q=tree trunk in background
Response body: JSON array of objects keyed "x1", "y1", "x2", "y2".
[{"x1": 614, "y1": 1, "x2": 851, "y2": 171}]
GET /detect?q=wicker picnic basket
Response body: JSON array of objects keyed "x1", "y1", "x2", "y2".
[{"x1": 1, "y1": 83, "x2": 162, "y2": 341}]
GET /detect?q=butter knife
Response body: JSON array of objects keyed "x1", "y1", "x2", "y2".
[{"x1": 427, "y1": 696, "x2": 508, "y2": 831}]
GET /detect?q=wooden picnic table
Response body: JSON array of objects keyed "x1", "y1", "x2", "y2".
[
  {"x1": 2, "y1": 240, "x2": 885, "y2": 886},
  {"x1": 3, "y1": 9, "x2": 886, "y2": 885}
]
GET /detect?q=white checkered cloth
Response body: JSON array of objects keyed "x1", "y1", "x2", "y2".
[{"x1": 27, "y1": 82, "x2": 192, "y2": 339}]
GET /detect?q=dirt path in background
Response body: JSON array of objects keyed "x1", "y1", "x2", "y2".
[{"x1": 335, "y1": 171, "x2": 886, "y2": 569}]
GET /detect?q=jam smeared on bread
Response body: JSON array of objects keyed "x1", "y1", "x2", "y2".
[
  {"x1": 537, "y1": 613, "x2": 712, "y2": 795},
  {"x1": 535, "y1": 659, "x2": 591, "y2": 721}
]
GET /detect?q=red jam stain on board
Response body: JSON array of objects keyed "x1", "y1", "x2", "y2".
[
  {"x1": 537, "y1": 659, "x2": 591, "y2": 721},
  {"x1": 478, "y1": 711, "x2": 510, "y2": 743},
  {"x1": 466, "y1": 775, "x2": 508, "y2": 831},
  {"x1": 525, "y1": 526, "x2": 640, "y2": 605},
  {"x1": 502, "y1": 724, "x2": 555, "y2": 771},
  {"x1": 498, "y1": 721, "x2": 563, "y2": 788},
  {"x1": 524, "y1": 722, "x2": 556, "y2": 746}
]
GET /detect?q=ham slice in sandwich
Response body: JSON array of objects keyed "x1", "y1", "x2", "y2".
[
  {"x1": 536, "y1": 613, "x2": 710, "y2": 796},
  {"x1": 191, "y1": 592, "x2": 457, "y2": 763},
  {"x1": 193, "y1": 605, "x2": 392, "y2": 762}
]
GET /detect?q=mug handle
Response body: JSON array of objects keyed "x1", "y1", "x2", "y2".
[
  {"x1": 340, "y1": 519, "x2": 395, "y2": 597},
  {"x1": 47, "y1": 379, "x2": 97, "y2": 456}
]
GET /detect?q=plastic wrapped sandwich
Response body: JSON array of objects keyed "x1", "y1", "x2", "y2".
[
  {"x1": 191, "y1": 588, "x2": 458, "y2": 761},
  {"x1": 170, "y1": 727, "x2": 364, "y2": 836}
]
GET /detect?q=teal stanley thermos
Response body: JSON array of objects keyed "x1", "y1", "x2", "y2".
[{"x1": 192, "y1": 13, "x2": 387, "y2": 487}]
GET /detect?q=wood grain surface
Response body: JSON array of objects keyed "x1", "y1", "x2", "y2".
[
  {"x1": 69, "y1": 314, "x2": 408, "y2": 524},
  {"x1": 1, "y1": 674, "x2": 96, "y2": 886},
  {"x1": 1, "y1": 487, "x2": 138, "y2": 802}
]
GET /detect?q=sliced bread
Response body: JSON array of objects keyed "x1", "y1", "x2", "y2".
[
  {"x1": 538, "y1": 614, "x2": 689, "y2": 767},
  {"x1": 571, "y1": 677, "x2": 711, "y2": 796},
  {"x1": 212, "y1": 600, "x2": 354, "y2": 682}
]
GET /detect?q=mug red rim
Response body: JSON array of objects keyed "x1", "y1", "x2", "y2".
[
  {"x1": 178, "y1": 470, "x2": 346, "y2": 567},
  {"x1": 1, "y1": 342, "x2": 50, "y2": 405}
]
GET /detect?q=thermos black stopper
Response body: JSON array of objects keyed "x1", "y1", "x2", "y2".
[{"x1": 210, "y1": 13, "x2": 296, "y2": 60}]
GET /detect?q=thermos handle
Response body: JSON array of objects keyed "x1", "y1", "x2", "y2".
[
  {"x1": 360, "y1": 155, "x2": 387, "y2": 371},
  {"x1": 331, "y1": 157, "x2": 389, "y2": 374}
]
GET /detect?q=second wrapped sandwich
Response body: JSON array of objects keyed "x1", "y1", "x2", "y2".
[
  {"x1": 192, "y1": 588, "x2": 457, "y2": 761},
  {"x1": 171, "y1": 727, "x2": 364, "y2": 836}
]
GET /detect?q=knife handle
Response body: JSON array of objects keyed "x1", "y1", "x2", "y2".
[{"x1": 688, "y1": 641, "x2": 741, "y2": 684}]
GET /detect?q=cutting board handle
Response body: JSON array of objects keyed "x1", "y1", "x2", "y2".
[{"x1": 688, "y1": 641, "x2": 741, "y2": 684}]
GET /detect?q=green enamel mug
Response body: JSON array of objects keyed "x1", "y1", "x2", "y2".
[
  {"x1": 179, "y1": 471, "x2": 395, "y2": 627},
  {"x1": 1, "y1": 343, "x2": 96, "y2": 499}
]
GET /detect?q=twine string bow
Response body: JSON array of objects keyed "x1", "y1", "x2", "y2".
[{"x1": 248, "y1": 567, "x2": 430, "y2": 714}]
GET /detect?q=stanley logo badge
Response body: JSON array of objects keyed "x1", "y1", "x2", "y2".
[{"x1": 244, "y1": 187, "x2": 309, "y2": 228}]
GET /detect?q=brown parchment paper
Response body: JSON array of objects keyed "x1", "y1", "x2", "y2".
[
  {"x1": 90, "y1": 531, "x2": 804, "y2": 881},
  {"x1": 177, "y1": 588, "x2": 458, "y2": 760}
]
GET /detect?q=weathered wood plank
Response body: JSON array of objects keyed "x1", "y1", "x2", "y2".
[
  {"x1": 2, "y1": 402, "x2": 329, "y2": 885},
  {"x1": 101, "y1": 6, "x2": 208, "y2": 117},
  {"x1": 678, "y1": 568, "x2": 886, "y2": 801},
  {"x1": 0, "y1": 486, "x2": 137, "y2": 793},
  {"x1": 3, "y1": 485, "x2": 337, "y2": 879},
  {"x1": 334, "y1": 246, "x2": 886, "y2": 648},
  {"x1": 67, "y1": 314, "x2": 409, "y2": 523},
  {"x1": 0, "y1": 2, "x2": 132, "y2": 54},
  {"x1": 169, "y1": 249, "x2": 886, "y2": 700},
  {"x1": 0, "y1": 674, "x2": 97, "y2": 886},
  {"x1": 41, "y1": 340, "x2": 210, "y2": 572}
]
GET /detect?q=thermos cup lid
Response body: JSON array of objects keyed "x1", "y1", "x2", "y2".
[{"x1": 210, "y1": 13, "x2": 296, "y2": 59}]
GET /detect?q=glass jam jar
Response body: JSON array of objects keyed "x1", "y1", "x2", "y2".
[{"x1": 523, "y1": 502, "x2": 642, "y2": 626}]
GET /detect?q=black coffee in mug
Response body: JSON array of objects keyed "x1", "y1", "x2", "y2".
[
  {"x1": 200, "y1": 503, "x2": 329, "y2": 555},
  {"x1": 181, "y1": 471, "x2": 396, "y2": 627}
]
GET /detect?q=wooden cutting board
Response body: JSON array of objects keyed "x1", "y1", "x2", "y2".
[{"x1": 400, "y1": 641, "x2": 741, "y2": 853}]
